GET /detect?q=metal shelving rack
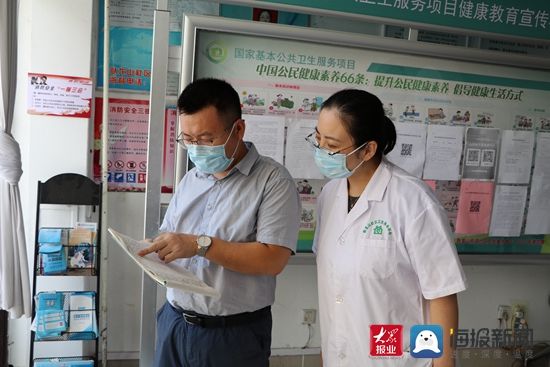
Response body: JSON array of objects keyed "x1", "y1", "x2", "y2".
[{"x1": 29, "y1": 173, "x2": 102, "y2": 366}]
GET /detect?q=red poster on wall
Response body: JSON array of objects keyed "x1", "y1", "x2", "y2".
[
  {"x1": 27, "y1": 73, "x2": 93, "y2": 118},
  {"x1": 93, "y1": 98, "x2": 176, "y2": 193},
  {"x1": 163, "y1": 108, "x2": 177, "y2": 193}
]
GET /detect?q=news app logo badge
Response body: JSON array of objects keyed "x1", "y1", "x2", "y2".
[
  {"x1": 410, "y1": 324, "x2": 443, "y2": 358},
  {"x1": 370, "y1": 324, "x2": 403, "y2": 357}
]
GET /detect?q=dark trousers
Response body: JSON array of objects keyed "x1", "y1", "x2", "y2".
[{"x1": 154, "y1": 302, "x2": 272, "y2": 367}]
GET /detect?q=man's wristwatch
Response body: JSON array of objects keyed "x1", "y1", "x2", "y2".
[{"x1": 196, "y1": 235, "x2": 212, "y2": 257}]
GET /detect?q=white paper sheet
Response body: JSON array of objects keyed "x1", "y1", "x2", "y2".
[
  {"x1": 531, "y1": 132, "x2": 550, "y2": 177},
  {"x1": 386, "y1": 123, "x2": 427, "y2": 178},
  {"x1": 423, "y1": 125, "x2": 464, "y2": 180},
  {"x1": 524, "y1": 132, "x2": 550, "y2": 234},
  {"x1": 496, "y1": 130, "x2": 535, "y2": 184},
  {"x1": 525, "y1": 176, "x2": 550, "y2": 234},
  {"x1": 243, "y1": 114, "x2": 285, "y2": 164},
  {"x1": 108, "y1": 229, "x2": 219, "y2": 297},
  {"x1": 489, "y1": 185, "x2": 528, "y2": 237},
  {"x1": 284, "y1": 118, "x2": 324, "y2": 179}
]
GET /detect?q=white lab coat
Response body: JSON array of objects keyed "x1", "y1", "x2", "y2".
[{"x1": 314, "y1": 159, "x2": 467, "y2": 367}]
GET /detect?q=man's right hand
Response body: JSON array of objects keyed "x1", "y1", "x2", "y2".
[{"x1": 138, "y1": 232, "x2": 198, "y2": 263}]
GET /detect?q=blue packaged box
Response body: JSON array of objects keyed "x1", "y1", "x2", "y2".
[{"x1": 34, "y1": 359, "x2": 94, "y2": 367}]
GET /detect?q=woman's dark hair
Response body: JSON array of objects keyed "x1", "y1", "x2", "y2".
[
  {"x1": 177, "y1": 78, "x2": 241, "y2": 127},
  {"x1": 321, "y1": 89, "x2": 396, "y2": 159}
]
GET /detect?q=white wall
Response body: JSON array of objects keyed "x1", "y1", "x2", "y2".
[
  {"x1": 10, "y1": 0, "x2": 96, "y2": 366},
  {"x1": 459, "y1": 265, "x2": 550, "y2": 342},
  {"x1": 8, "y1": 1, "x2": 550, "y2": 366},
  {"x1": 104, "y1": 192, "x2": 146, "y2": 358}
]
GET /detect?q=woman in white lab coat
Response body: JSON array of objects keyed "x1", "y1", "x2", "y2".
[{"x1": 310, "y1": 89, "x2": 467, "y2": 367}]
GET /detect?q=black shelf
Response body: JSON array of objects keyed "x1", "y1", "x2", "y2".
[{"x1": 30, "y1": 173, "x2": 102, "y2": 367}]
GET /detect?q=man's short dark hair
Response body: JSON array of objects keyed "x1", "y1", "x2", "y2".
[{"x1": 177, "y1": 78, "x2": 241, "y2": 126}]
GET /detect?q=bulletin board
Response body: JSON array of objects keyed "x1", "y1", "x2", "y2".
[{"x1": 180, "y1": 14, "x2": 550, "y2": 255}]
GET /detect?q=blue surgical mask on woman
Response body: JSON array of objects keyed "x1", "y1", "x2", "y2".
[
  {"x1": 314, "y1": 142, "x2": 368, "y2": 179},
  {"x1": 187, "y1": 123, "x2": 238, "y2": 174}
]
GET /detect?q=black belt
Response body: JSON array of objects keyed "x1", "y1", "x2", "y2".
[{"x1": 178, "y1": 305, "x2": 271, "y2": 328}]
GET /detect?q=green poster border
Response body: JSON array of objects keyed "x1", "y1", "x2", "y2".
[
  {"x1": 296, "y1": 234, "x2": 550, "y2": 254},
  {"x1": 258, "y1": 0, "x2": 550, "y2": 41},
  {"x1": 367, "y1": 63, "x2": 550, "y2": 91}
]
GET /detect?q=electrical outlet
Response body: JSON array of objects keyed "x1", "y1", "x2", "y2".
[
  {"x1": 511, "y1": 301, "x2": 528, "y2": 319},
  {"x1": 512, "y1": 304, "x2": 526, "y2": 318},
  {"x1": 302, "y1": 309, "x2": 317, "y2": 325},
  {"x1": 497, "y1": 305, "x2": 511, "y2": 320}
]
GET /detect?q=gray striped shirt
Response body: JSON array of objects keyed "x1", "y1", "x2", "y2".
[{"x1": 161, "y1": 142, "x2": 301, "y2": 315}]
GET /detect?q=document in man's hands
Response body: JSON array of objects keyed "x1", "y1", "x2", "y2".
[{"x1": 108, "y1": 228, "x2": 219, "y2": 297}]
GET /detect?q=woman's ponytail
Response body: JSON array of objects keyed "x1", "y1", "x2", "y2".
[{"x1": 382, "y1": 116, "x2": 396, "y2": 155}]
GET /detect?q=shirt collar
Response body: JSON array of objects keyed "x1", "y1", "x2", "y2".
[
  {"x1": 194, "y1": 141, "x2": 259, "y2": 179},
  {"x1": 361, "y1": 158, "x2": 392, "y2": 202},
  {"x1": 233, "y1": 141, "x2": 258, "y2": 176}
]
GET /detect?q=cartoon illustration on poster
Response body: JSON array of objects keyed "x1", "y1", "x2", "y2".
[
  {"x1": 267, "y1": 91, "x2": 296, "y2": 115},
  {"x1": 240, "y1": 89, "x2": 266, "y2": 115},
  {"x1": 426, "y1": 107, "x2": 448, "y2": 125},
  {"x1": 450, "y1": 109, "x2": 472, "y2": 125},
  {"x1": 399, "y1": 104, "x2": 422, "y2": 123},
  {"x1": 538, "y1": 117, "x2": 550, "y2": 131},
  {"x1": 475, "y1": 112, "x2": 494, "y2": 127},
  {"x1": 297, "y1": 96, "x2": 324, "y2": 116},
  {"x1": 383, "y1": 102, "x2": 395, "y2": 121},
  {"x1": 514, "y1": 114, "x2": 535, "y2": 130}
]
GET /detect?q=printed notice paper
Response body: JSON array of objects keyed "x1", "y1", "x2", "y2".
[
  {"x1": 531, "y1": 132, "x2": 550, "y2": 178},
  {"x1": 525, "y1": 176, "x2": 550, "y2": 234},
  {"x1": 27, "y1": 73, "x2": 93, "y2": 118},
  {"x1": 455, "y1": 180, "x2": 495, "y2": 234},
  {"x1": 423, "y1": 125, "x2": 465, "y2": 181},
  {"x1": 243, "y1": 114, "x2": 285, "y2": 164},
  {"x1": 489, "y1": 185, "x2": 528, "y2": 237},
  {"x1": 462, "y1": 128, "x2": 500, "y2": 180},
  {"x1": 108, "y1": 228, "x2": 219, "y2": 297},
  {"x1": 525, "y1": 132, "x2": 550, "y2": 234},
  {"x1": 284, "y1": 118, "x2": 323, "y2": 179},
  {"x1": 386, "y1": 123, "x2": 427, "y2": 178},
  {"x1": 497, "y1": 130, "x2": 535, "y2": 184}
]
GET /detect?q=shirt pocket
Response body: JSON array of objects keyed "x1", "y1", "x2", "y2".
[{"x1": 357, "y1": 238, "x2": 396, "y2": 279}]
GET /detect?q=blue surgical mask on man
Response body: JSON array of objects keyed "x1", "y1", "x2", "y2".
[
  {"x1": 313, "y1": 142, "x2": 368, "y2": 179},
  {"x1": 187, "y1": 123, "x2": 239, "y2": 174}
]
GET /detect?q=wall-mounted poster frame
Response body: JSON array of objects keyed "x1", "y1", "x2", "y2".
[{"x1": 178, "y1": 14, "x2": 550, "y2": 257}]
